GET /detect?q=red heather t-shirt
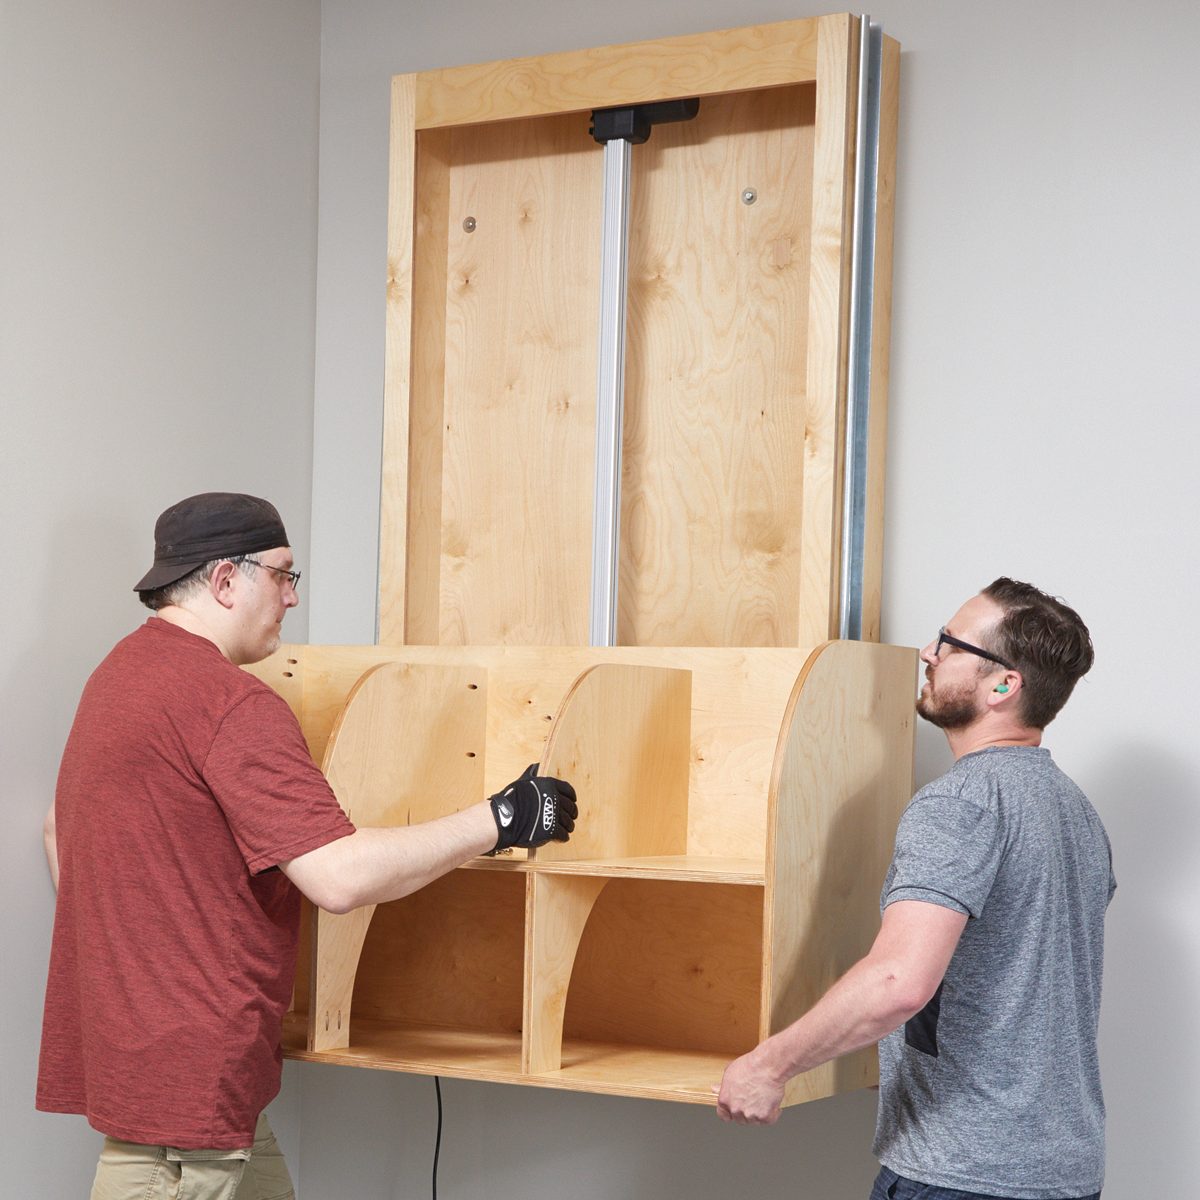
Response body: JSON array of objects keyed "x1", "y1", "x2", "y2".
[{"x1": 37, "y1": 619, "x2": 354, "y2": 1149}]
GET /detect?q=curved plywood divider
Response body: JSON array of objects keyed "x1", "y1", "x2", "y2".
[
  {"x1": 534, "y1": 663, "x2": 692, "y2": 862},
  {"x1": 523, "y1": 873, "x2": 609, "y2": 1074},
  {"x1": 310, "y1": 661, "x2": 487, "y2": 1051},
  {"x1": 762, "y1": 639, "x2": 917, "y2": 1105}
]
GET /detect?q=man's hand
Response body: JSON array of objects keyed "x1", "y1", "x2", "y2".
[
  {"x1": 714, "y1": 1047, "x2": 787, "y2": 1125},
  {"x1": 489, "y1": 764, "x2": 577, "y2": 852}
]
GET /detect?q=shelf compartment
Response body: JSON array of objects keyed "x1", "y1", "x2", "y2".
[
  {"x1": 309, "y1": 660, "x2": 488, "y2": 1051},
  {"x1": 535, "y1": 661, "x2": 692, "y2": 862},
  {"x1": 332, "y1": 868, "x2": 527, "y2": 1068},
  {"x1": 559, "y1": 878, "x2": 762, "y2": 1062}
]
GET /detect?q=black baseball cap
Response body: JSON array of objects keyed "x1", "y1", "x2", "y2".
[{"x1": 133, "y1": 492, "x2": 290, "y2": 592}]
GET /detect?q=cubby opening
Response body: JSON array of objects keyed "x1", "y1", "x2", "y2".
[
  {"x1": 332, "y1": 869, "x2": 527, "y2": 1077},
  {"x1": 544, "y1": 879, "x2": 763, "y2": 1099}
]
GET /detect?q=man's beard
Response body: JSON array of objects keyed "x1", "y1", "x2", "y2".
[{"x1": 917, "y1": 679, "x2": 981, "y2": 730}]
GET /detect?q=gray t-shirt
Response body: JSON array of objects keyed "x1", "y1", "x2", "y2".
[{"x1": 872, "y1": 746, "x2": 1115, "y2": 1199}]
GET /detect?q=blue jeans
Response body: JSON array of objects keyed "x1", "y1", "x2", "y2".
[{"x1": 870, "y1": 1166, "x2": 1101, "y2": 1200}]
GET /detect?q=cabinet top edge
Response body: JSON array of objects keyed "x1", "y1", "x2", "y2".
[{"x1": 396, "y1": 15, "x2": 855, "y2": 131}]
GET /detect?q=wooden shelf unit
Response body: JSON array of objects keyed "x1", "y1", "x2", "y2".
[
  {"x1": 250, "y1": 638, "x2": 915, "y2": 1106},
  {"x1": 252, "y1": 12, "x2": 908, "y2": 1110}
]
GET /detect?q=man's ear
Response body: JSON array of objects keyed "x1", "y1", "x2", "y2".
[
  {"x1": 987, "y1": 670, "x2": 1021, "y2": 707},
  {"x1": 207, "y1": 561, "x2": 239, "y2": 610}
]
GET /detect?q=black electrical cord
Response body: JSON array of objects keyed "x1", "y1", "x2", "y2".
[{"x1": 432, "y1": 1075, "x2": 443, "y2": 1200}]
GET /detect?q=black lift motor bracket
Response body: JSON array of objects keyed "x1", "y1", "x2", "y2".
[{"x1": 589, "y1": 98, "x2": 700, "y2": 145}]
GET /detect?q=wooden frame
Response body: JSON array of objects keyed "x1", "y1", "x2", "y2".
[{"x1": 379, "y1": 14, "x2": 899, "y2": 649}]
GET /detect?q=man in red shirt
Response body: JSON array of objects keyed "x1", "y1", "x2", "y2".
[{"x1": 38, "y1": 493, "x2": 576, "y2": 1200}]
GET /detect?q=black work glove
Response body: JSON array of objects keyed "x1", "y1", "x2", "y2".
[{"x1": 488, "y1": 763, "x2": 577, "y2": 852}]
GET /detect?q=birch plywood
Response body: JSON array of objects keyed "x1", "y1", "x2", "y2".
[
  {"x1": 379, "y1": 14, "x2": 893, "y2": 651},
  {"x1": 253, "y1": 644, "x2": 811, "y2": 861},
  {"x1": 621, "y1": 85, "x2": 813, "y2": 646},
  {"x1": 536, "y1": 664, "x2": 691, "y2": 861},
  {"x1": 412, "y1": 19, "x2": 822, "y2": 129},
  {"x1": 523, "y1": 873, "x2": 608, "y2": 1073},
  {"x1": 321, "y1": 661, "x2": 487, "y2": 825},
  {"x1": 562, "y1": 880, "x2": 762, "y2": 1056},
  {"x1": 309, "y1": 662, "x2": 487, "y2": 1050},
  {"x1": 353, "y1": 870, "x2": 525, "y2": 1034},
  {"x1": 254, "y1": 637, "x2": 917, "y2": 1104},
  {"x1": 797, "y1": 13, "x2": 856, "y2": 646},
  {"x1": 763, "y1": 639, "x2": 916, "y2": 1104},
  {"x1": 380, "y1": 75, "x2": 418, "y2": 642},
  {"x1": 435, "y1": 114, "x2": 599, "y2": 644}
]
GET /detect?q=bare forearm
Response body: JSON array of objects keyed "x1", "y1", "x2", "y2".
[
  {"x1": 716, "y1": 901, "x2": 967, "y2": 1124},
  {"x1": 753, "y1": 955, "x2": 921, "y2": 1082},
  {"x1": 283, "y1": 801, "x2": 497, "y2": 913}
]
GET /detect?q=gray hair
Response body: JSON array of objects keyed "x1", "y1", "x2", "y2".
[{"x1": 138, "y1": 555, "x2": 256, "y2": 611}]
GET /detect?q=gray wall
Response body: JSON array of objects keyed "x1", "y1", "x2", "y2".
[
  {"x1": 1, "y1": 0, "x2": 320, "y2": 1193},
  {"x1": 5, "y1": 0, "x2": 1196, "y2": 1195}
]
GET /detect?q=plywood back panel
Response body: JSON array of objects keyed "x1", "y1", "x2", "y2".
[
  {"x1": 563, "y1": 880, "x2": 762, "y2": 1055},
  {"x1": 620, "y1": 85, "x2": 814, "y2": 646},
  {"x1": 379, "y1": 14, "x2": 884, "y2": 650},
  {"x1": 353, "y1": 870, "x2": 525, "y2": 1034}
]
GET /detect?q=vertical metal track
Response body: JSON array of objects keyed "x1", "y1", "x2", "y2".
[
  {"x1": 838, "y1": 15, "x2": 884, "y2": 641},
  {"x1": 589, "y1": 137, "x2": 633, "y2": 647}
]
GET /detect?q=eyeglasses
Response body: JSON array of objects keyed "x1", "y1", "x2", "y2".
[
  {"x1": 245, "y1": 558, "x2": 302, "y2": 590},
  {"x1": 933, "y1": 627, "x2": 1012, "y2": 669}
]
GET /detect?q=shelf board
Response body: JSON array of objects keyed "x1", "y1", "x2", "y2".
[
  {"x1": 283, "y1": 1015, "x2": 524, "y2": 1083},
  {"x1": 281, "y1": 1016, "x2": 732, "y2": 1104},
  {"x1": 539, "y1": 1038, "x2": 732, "y2": 1104},
  {"x1": 463, "y1": 854, "x2": 765, "y2": 885}
]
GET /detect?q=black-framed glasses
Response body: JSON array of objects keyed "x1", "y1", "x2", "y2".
[
  {"x1": 245, "y1": 558, "x2": 302, "y2": 590},
  {"x1": 934, "y1": 627, "x2": 1012, "y2": 669}
]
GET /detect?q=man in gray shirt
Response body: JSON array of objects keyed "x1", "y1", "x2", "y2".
[{"x1": 716, "y1": 578, "x2": 1114, "y2": 1200}]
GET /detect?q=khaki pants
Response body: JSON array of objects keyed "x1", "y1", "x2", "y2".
[{"x1": 90, "y1": 1112, "x2": 295, "y2": 1200}]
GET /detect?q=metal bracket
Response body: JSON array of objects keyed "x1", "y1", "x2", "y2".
[
  {"x1": 588, "y1": 99, "x2": 699, "y2": 647},
  {"x1": 839, "y1": 15, "x2": 885, "y2": 641}
]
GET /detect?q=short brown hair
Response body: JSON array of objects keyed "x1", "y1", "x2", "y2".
[{"x1": 980, "y1": 578, "x2": 1094, "y2": 729}]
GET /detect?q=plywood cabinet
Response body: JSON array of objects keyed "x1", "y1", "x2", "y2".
[
  {"x1": 250, "y1": 12, "x2": 912, "y2": 1109},
  {"x1": 253, "y1": 638, "x2": 915, "y2": 1105}
]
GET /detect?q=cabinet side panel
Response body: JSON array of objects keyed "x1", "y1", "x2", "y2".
[
  {"x1": 797, "y1": 14, "x2": 856, "y2": 646},
  {"x1": 621, "y1": 85, "x2": 814, "y2": 648},
  {"x1": 859, "y1": 35, "x2": 900, "y2": 643},
  {"x1": 763, "y1": 640, "x2": 916, "y2": 1103},
  {"x1": 438, "y1": 114, "x2": 600, "y2": 644}
]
